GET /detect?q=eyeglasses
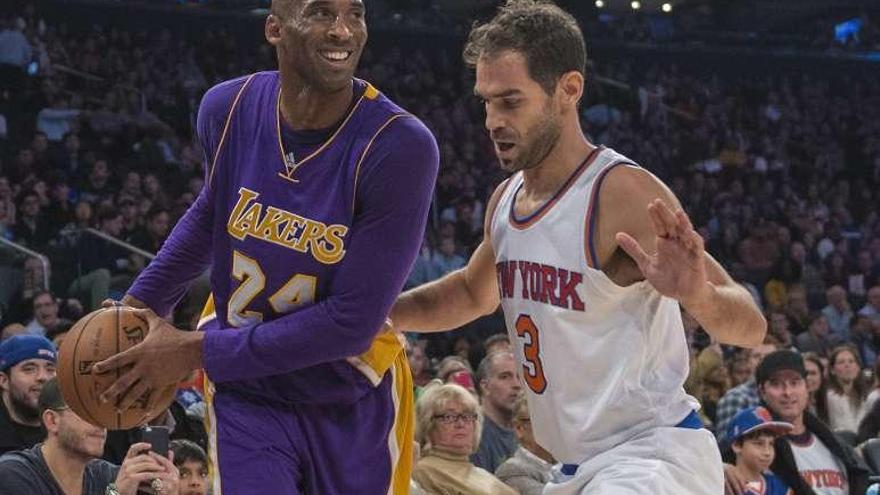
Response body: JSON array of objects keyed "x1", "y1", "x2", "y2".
[{"x1": 433, "y1": 413, "x2": 478, "y2": 425}]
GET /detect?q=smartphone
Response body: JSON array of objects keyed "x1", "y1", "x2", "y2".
[{"x1": 138, "y1": 426, "x2": 170, "y2": 456}]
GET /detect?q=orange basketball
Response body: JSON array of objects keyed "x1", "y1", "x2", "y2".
[{"x1": 56, "y1": 306, "x2": 176, "y2": 430}]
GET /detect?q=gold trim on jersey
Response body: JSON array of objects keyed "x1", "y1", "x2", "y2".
[
  {"x1": 208, "y1": 74, "x2": 257, "y2": 188},
  {"x1": 274, "y1": 81, "x2": 381, "y2": 183}
]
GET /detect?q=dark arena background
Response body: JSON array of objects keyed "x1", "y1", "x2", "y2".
[{"x1": 1, "y1": 0, "x2": 880, "y2": 494}]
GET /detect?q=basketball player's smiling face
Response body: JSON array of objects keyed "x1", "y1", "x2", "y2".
[
  {"x1": 268, "y1": 0, "x2": 367, "y2": 92},
  {"x1": 474, "y1": 50, "x2": 562, "y2": 173}
]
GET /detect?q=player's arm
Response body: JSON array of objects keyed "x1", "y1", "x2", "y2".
[
  {"x1": 195, "y1": 116, "x2": 440, "y2": 382},
  {"x1": 602, "y1": 165, "x2": 766, "y2": 348},
  {"x1": 389, "y1": 181, "x2": 507, "y2": 332},
  {"x1": 122, "y1": 79, "x2": 246, "y2": 316}
]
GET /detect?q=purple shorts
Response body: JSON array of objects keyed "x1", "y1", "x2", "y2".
[{"x1": 204, "y1": 356, "x2": 413, "y2": 495}]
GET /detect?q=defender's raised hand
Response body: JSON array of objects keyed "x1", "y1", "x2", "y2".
[{"x1": 615, "y1": 199, "x2": 710, "y2": 305}]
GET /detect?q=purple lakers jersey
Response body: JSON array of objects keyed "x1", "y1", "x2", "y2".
[{"x1": 128, "y1": 72, "x2": 439, "y2": 404}]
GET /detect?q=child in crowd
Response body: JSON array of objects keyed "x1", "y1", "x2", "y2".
[{"x1": 728, "y1": 407, "x2": 794, "y2": 495}]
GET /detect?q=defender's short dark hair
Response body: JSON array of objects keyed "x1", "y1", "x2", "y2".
[{"x1": 463, "y1": 0, "x2": 587, "y2": 94}]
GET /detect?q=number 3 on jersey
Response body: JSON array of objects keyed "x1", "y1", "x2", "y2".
[
  {"x1": 228, "y1": 250, "x2": 317, "y2": 327},
  {"x1": 515, "y1": 314, "x2": 548, "y2": 394}
]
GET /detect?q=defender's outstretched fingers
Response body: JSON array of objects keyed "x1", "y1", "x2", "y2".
[
  {"x1": 652, "y1": 199, "x2": 680, "y2": 236},
  {"x1": 616, "y1": 232, "x2": 650, "y2": 269},
  {"x1": 647, "y1": 201, "x2": 671, "y2": 238}
]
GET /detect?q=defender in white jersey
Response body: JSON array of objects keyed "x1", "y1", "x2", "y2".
[{"x1": 392, "y1": 1, "x2": 766, "y2": 494}]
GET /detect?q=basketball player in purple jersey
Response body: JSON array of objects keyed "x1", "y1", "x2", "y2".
[{"x1": 91, "y1": 1, "x2": 439, "y2": 493}]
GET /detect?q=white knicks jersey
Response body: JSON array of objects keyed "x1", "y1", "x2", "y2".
[{"x1": 490, "y1": 146, "x2": 699, "y2": 464}]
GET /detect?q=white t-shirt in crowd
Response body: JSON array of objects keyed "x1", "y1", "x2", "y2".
[{"x1": 790, "y1": 433, "x2": 848, "y2": 495}]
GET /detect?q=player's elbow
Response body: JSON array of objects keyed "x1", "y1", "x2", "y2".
[
  {"x1": 746, "y1": 313, "x2": 767, "y2": 347},
  {"x1": 740, "y1": 313, "x2": 768, "y2": 348}
]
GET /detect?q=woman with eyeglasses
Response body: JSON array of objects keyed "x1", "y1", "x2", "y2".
[{"x1": 412, "y1": 383, "x2": 516, "y2": 495}]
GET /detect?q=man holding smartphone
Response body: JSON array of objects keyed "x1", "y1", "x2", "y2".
[{"x1": 0, "y1": 378, "x2": 180, "y2": 495}]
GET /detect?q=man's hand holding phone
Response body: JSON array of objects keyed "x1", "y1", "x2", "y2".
[{"x1": 113, "y1": 440, "x2": 179, "y2": 495}]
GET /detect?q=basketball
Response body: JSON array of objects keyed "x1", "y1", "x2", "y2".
[{"x1": 56, "y1": 306, "x2": 176, "y2": 430}]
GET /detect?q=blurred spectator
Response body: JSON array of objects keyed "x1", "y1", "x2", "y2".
[
  {"x1": 850, "y1": 314, "x2": 880, "y2": 366},
  {"x1": 431, "y1": 237, "x2": 465, "y2": 277},
  {"x1": 128, "y1": 206, "x2": 170, "y2": 256},
  {"x1": 24, "y1": 292, "x2": 68, "y2": 337},
  {"x1": 802, "y1": 353, "x2": 827, "y2": 418},
  {"x1": 413, "y1": 383, "x2": 516, "y2": 495},
  {"x1": 68, "y1": 207, "x2": 133, "y2": 311},
  {"x1": 795, "y1": 314, "x2": 834, "y2": 356},
  {"x1": 452, "y1": 335, "x2": 473, "y2": 363},
  {"x1": 495, "y1": 395, "x2": 555, "y2": 495},
  {"x1": 822, "y1": 345, "x2": 869, "y2": 433},
  {"x1": 0, "y1": 378, "x2": 180, "y2": 495},
  {"x1": 49, "y1": 133, "x2": 85, "y2": 178},
  {"x1": 0, "y1": 17, "x2": 31, "y2": 93},
  {"x1": 118, "y1": 198, "x2": 141, "y2": 241},
  {"x1": 767, "y1": 310, "x2": 795, "y2": 350},
  {"x1": 170, "y1": 439, "x2": 209, "y2": 495},
  {"x1": 472, "y1": 352, "x2": 521, "y2": 473},
  {"x1": 78, "y1": 159, "x2": 113, "y2": 206},
  {"x1": 12, "y1": 191, "x2": 52, "y2": 250},
  {"x1": 483, "y1": 333, "x2": 511, "y2": 357},
  {"x1": 0, "y1": 335, "x2": 56, "y2": 455},
  {"x1": 727, "y1": 354, "x2": 752, "y2": 389},
  {"x1": 405, "y1": 239, "x2": 436, "y2": 289},
  {"x1": 822, "y1": 286, "x2": 853, "y2": 342},
  {"x1": 685, "y1": 340, "x2": 727, "y2": 427},
  {"x1": 45, "y1": 176, "x2": 74, "y2": 230},
  {"x1": 0, "y1": 324, "x2": 25, "y2": 342},
  {"x1": 738, "y1": 223, "x2": 781, "y2": 286},
  {"x1": 848, "y1": 251, "x2": 878, "y2": 301},
  {"x1": 436, "y1": 356, "x2": 473, "y2": 383},
  {"x1": 783, "y1": 285, "x2": 812, "y2": 336},
  {"x1": 118, "y1": 172, "x2": 142, "y2": 203},
  {"x1": 860, "y1": 286, "x2": 880, "y2": 322},
  {"x1": 408, "y1": 339, "x2": 434, "y2": 390},
  {"x1": 788, "y1": 243, "x2": 825, "y2": 306},
  {"x1": 715, "y1": 339, "x2": 778, "y2": 442},
  {"x1": 45, "y1": 321, "x2": 71, "y2": 350}
]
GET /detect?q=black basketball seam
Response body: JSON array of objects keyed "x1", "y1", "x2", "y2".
[{"x1": 69, "y1": 310, "x2": 104, "y2": 427}]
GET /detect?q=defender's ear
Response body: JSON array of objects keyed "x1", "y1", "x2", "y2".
[{"x1": 557, "y1": 70, "x2": 584, "y2": 107}]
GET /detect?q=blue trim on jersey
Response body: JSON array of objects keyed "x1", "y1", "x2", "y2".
[
  {"x1": 559, "y1": 409, "x2": 703, "y2": 476},
  {"x1": 586, "y1": 161, "x2": 635, "y2": 270},
  {"x1": 509, "y1": 147, "x2": 600, "y2": 225}
]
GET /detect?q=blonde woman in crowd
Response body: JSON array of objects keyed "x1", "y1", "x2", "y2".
[{"x1": 413, "y1": 383, "x2": 516, "y2": 495}]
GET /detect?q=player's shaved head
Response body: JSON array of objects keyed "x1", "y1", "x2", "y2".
[{"x1": 271, "y1": 0, "x2": 297, "y2": 15}]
